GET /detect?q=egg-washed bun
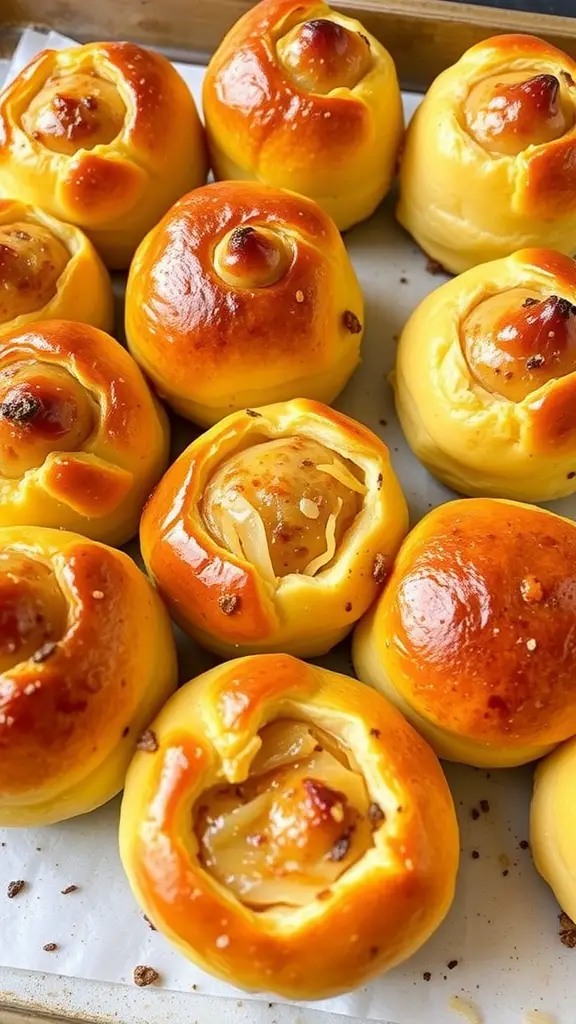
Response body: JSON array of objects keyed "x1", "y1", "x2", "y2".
[
  {"x1": 202, "y1": 0, "x2": 403, "y2": 231},
  {"x1": 353, "y1": 498, "x2": 576, "y2": 768},
  {"x1": 397, "y1": 34, "x2": 576, "y2": 273},
  {"x1": 0, "y1": 320, "x2": 169, "y2": 545},
  {"x1": 119, "y1": 653, "x2": 459, "y2": 999},
  {"x1": 126, "y1": 181, "x2": 364, "y2": 427},
  {"x1": 531, "y1": 738, "x2": 576, "y2": 923},
  {"x1": 140, "y1": 399, "x2": 408, "y2": 658},
  {"x1": 0, "y1": 199, "x2": 113, "y2": 336},
  {"x1": 0, "y1": 526, "x2": 177, "y2": 826},
  {"x1": 393, "y1": 249, "x2": 576, "y2": 502},
  {"x1": 0, "y1": 42, "x2": 207, "y2": 269}
]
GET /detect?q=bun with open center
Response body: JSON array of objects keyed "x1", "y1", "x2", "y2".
[
  {"x1": 393, "y1": 249, "x2": 576, "y2": 501},
  {"x1": 202, "y1": 0, "x2": 403, "y2": 230},
  {"x1": 126, "y1": 181, "x2": 364, "y2": 427},
  {"x1": 397, "y1": 34, "x2": 576, "y2": 273},
  {"x1": 119, "y1": 653, "x2": 458, "y2": 998},
  {"x1": 353, "y1": 498, "x2": 576, "y2": 768},
  {"x1": 140, "y1": 399, "x2": 408, "y2": 658},
  {"x1": 0, "y1": 199, "x2": 112, "y2": 336},
  {"x1": 531, "y1": 737, "x2": 576, "y2": 924},
  {"x1": 0, "y1": 42, "x2": 207, "y2": 268},
  {"x1": 0, "y1": 320, "x2": 169, "y2": 544},
  {"x1": 0, "y1": 526, "x2": 177, "y2": 826}
]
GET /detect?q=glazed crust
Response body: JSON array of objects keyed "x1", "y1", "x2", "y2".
[
  {"x1": 397, "y1": 34, "x2": 576, "y2": 273},
  {"x1": 393, "y1": 248, "x2": 576, "y2": 502},
  {"x1": 353, "y1": 498, "x2": 576, "y2": 767},
  {"x1": 0, "y1": 43, "x2": 207, "y2": 268},
  {"x1": 126, "y1": 181, "x2": 364, "y2": 426},
  {"x1": 531, "y1": 737, "x2": 576, "y2": 922},
  {"x1": 0, "y1": 526, "x2": 177, "y2": 826},
  {"x1": 202, "y1": 0, "x2": 403, "y2": 230},
  {"x1": 140, "y1": 399, "x2": 408, "y2": 658},
  {"x1": 0, "y1": 319, "x2": 169, "y2": 544},
  {"x1": 119, "y1": 654, "x2": 459, "y2": 999}
]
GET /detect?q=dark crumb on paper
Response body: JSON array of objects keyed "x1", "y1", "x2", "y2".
[
  {"x1": 522, "y1": 297, "x2": 539, "y2": 307},
  {"x1": 526, "y1": 354, "x2": 545, "y2": 370},
  {"x1": 133, "y1": 965, "x2": 160, "y2": 987},
  {"x1": 502, "y1": 869, "x2": 509, "y2": 876},
  {"x1": 218, "y1": 594, "x2": 240, "y2": 615},
  {"x1": 377, "y1": 472, "x2": 383, "y2": 490},
  {"x1": 471, "y1": 850, "x2": 480, "y2": 859},
  {"x1": 447, "y1": 959, "x2": 458, "y2": 970},
  {"x1": 345, "y1": 601, "x2": 353, "y2": 612},
  {"x1": 31, "y1": 642, "x2": 57, "y2": 663},
  {"x1": 480, "y1": 799, "x2": 490, "y2": 814},
  {"x1": 245, "y1": 409, "x2": 262, "y2": 418},
  {"x1": 61, "y1": 885, "x2": 78, "y2": 895},
  {"x1": 423, "y1": 971, "x2": 431, "y2": 981},
  {"x1": 316, "y1": 888, "x2": 332, "y2": 901},
  {"x1": 144, "y1": 914, "x2": 157, "y2": 931},
  {"x1": 370, "y1": 728, "x2": 381, "y2": 738},
  {"x1": 191, "y1": 983, "x2": 198, "y2": 991},
  {"x1": 519, "y1": 839, "x2": 530, "y2": 850},
  {"x1": 343, "y1": 310, "x2": 362, "y2": 334},
  {"x1": 372, "y1": 553, "x2": 387, "y2": 584},
  {"x1": 136, "y1": 729, "x2": 159, "y2": 753},
  {"x1": 7, "y1": 880, "x2": 25, "y2": 899},
  {"x1": 368, "y1": 802, "x2": 385, "y2": 825},
  {"x1": 559, "y1": 912, "x2": 576, "y2": 948},
  {"x1": 400, "y1": 275, "x2": 408, "y2": 284},
  {"x1": 268, "y1": 1003, "x2": 274, "y2": 1009},
  {"x1": 471, "y1": 807, "x2": 481, "y2": 820},
  {"x1": 379, "y1": 418, "x2": 387, "y2": 426},
  {"x1": 43, "y1": 942, "x2": 58, "y2": 952},
  {"x1": 425, "y1": 257, "x2": 445, "y2": 275}
]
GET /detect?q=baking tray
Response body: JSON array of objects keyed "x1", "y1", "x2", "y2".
[{"x1": 2, "y1": 3, "x2": 576, "y2": 1024}]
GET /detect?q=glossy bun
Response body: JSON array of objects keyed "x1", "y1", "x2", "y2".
[
  {"x1": 0, "y1": 199, "x2": 113, "y2": 336},
  {"x1": 126, "y1": 181, "x2": 364, "y2": 426},
  {"x1": 531, "y1": 738, "x2": 576, "y2": 922},
  {"x1": 397, "y1": 34, "x2": 576, "y2": 273},
  {"x1": 119, "y1": 653, "x2": 459, "y2": 999},
  {"x1": 203, "y1": 0, "x2": 403, "y2": 230},
  {"x1": 394, "y1": 249, "x2": 576, "y2": 502},
  {"x1": 353, "y1": 498, "x2": 576, "y2": 768},
  {"x1": 0, "y1": 42, "x2": 207, "y2": 268},
  {"x1": 140, "y1": 399, "x2": 408, "y2": 658},
  {"x1": 0, "y1": 526, "x2": 177, "y2": 826},
  {"x1": 0, "y1": 320, "x2": 169, "y2": 544}
]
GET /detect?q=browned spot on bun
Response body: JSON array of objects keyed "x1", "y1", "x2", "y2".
[
  {"x1": 465, "y1": 72, "x2": 569, "y2": 156},
  {"x1": 277, "y1": 17, "x2": 372, "y2": 94}
]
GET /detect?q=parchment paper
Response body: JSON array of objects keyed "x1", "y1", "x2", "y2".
[{"x1": 0, "y1": 30, "x2": 574, "y2": 1024}]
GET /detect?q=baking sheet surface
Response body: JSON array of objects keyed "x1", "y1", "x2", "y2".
[{"x1": 0, "y1": 29, "x2": 574, "y2": 1024}]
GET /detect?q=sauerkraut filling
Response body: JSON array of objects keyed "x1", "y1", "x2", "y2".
[
  {"x1": 201, "y1": 436, "x2": 366, "y2": 578},
  {"x1": 195, "y1": 719, "x2": 383, "y2": 907}
]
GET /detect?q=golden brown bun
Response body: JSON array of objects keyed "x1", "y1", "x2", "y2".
[
  {"x1": 126, "y1": 181, "x2": 364, "y2": 426},
  {"x1": 0, "y1": 526, "x2": 177, "y2": 826},
  {"x1": 0, "y1": 43, "x2": 207, "y2": 268},
  {"x1": 119, "y1": 653, "x2": 459, "y2": 999},
  {"x1": 397, "y1": 34, "x2": 576, "y2": 273},
  {"x1": 140, "y1": 399, "x2": 408, "y2": 658},
  {"x1": 0, "y1": 320, "x2": 169, "y2": 545},
  {"x1": 353, "y1": 498, "x2": 576, "y2": 768},
  {"x1": 393, "y1": 248, "x2": 576, "y2": 502},
  {"x1": 531, "y1": 737, "x2": 576, "y2": 922},
  {"x1": 0, "y1": 199, "x2": 113, "y2": 335},
  {"x1": 202, "y1": 0, "x2": 403, "y2": 230}
]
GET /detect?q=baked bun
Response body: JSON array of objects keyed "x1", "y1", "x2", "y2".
[
  {"x1": 353, "y1": 498, "x2": 576, "y2": 768},
  {"x1": 0, "y1": 526, "x2": 177, "y2": 826},
  {"x1": 397, "y1": 34, "x2": 576, "y2": 273},
  {"x1": 126, "y1": 181, "x2": 364, "y2": 426},
  {"x1": 0, "y1": 199, "x2": 113, "y2": 336},
  {"x1": 202, "y1": 0, "x2": 403, "y2": 230},
  {"x1": 394, "y1": 248, "x2": 576, "y2": 501},
  {"x1": 140, "y1": 399, "x2": 408, "y2": 658},
  {"x1": 0, "y1": 42, "x2": 207, "y2": 268},
  {"x1": 0, "y1": 319, "x2": 169, "y2": 544},
  {"x1": 119, "y1": 653, "x2": 459, "y2": 999},
  {"x1": 531, "y1": 738, "x2": 576, "y2": 922}
]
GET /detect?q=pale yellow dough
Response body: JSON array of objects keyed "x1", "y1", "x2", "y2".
[{"x1": 531, "y1": 737, "x2": 576, "y2": 923}]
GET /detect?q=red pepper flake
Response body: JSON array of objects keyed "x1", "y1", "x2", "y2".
[
  {"x1": 43, "y1": 942, "x2": 58, "y2": 952},
  {"x1": 372, "y1": 553, "x2": 387, "y2": 584},
  {"x1": 133, "y1": 965, "x2": 160, "y2": 987},
  {"x1": 7, "y1": 880, "x2": 25, "y2": 899},
  {"x1": 343, "y1": 310, "x2": 362, "y2": 334},
  {"x1": 136, "y1": 729, "x2": 159, "y2": 753},
  {"x1": 61, "y1": 885, "x2": 78, "y2": 895},
  {"x1": 218, "y1": 594, "x2": 240, "y2": 615}
]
